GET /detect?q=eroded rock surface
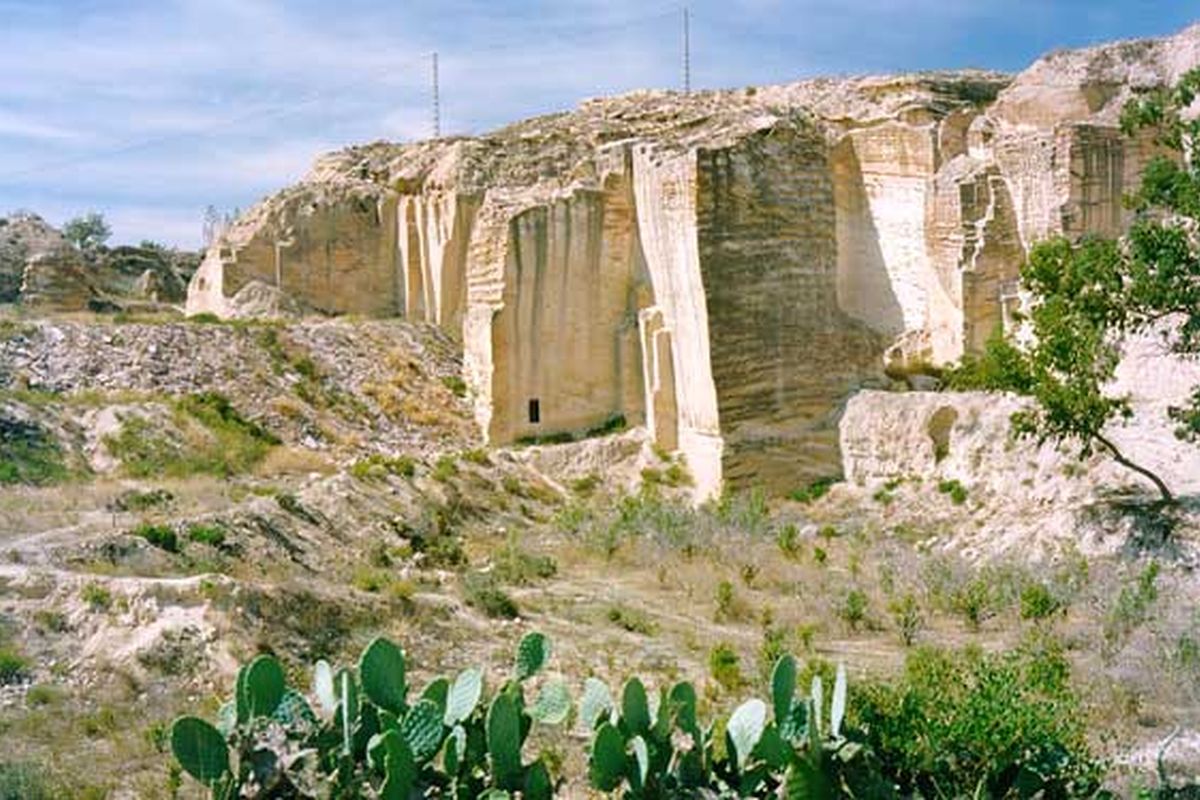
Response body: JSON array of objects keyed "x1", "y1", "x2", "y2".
[{"x1": 187, "y1": 23, "x2": 1200, "y2": 497}]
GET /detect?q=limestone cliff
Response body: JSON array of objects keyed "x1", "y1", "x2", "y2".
[{"x1": 186, "y1": 23, "x2": 1200, "y2": 498}]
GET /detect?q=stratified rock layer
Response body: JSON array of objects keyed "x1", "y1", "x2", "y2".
[{"x1": 187, "y1": 24, "x2": 1200, "y2": 497}]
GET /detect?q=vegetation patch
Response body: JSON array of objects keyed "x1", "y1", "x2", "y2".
[
  {"x1": 131, "y1": 523, "x2": 178, "y2": 553},
  {"x1": 0, "y1": 413, "x2": 69, "y2": 486}
]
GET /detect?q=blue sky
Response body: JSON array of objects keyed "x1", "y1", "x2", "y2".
[{"x1": 0, "y1": 0, "x2": 1196, "y2": 248}]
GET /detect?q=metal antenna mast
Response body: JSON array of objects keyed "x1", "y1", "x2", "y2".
[
  {"x1": 431, "y1": 51, "x2": 441, "y2": 138},
  {"x1": 683, "y1": 6, "x2": 691, "y2": 94}
]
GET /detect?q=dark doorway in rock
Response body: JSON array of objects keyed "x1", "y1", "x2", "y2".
[{"x1": 528, "y1": 399, "x2": 541, "y2": 424}]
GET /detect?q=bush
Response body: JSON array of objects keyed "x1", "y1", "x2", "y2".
[
  {"x1": 463, "y1": 572, "x2": 519, "y2": 618},
  {"x1": 708, "y1": 642, "x2": 744, "y2": 693},
  {"x1": 606, "y1": 605, "x2": 657, "y2": 636},
  {"x1": 788, "y1": 476, "x2": 838, "y2": 504},
  {"x1": 1020, "y1": 581, "x2": 1063, "y2": 621},
  {"x1": 937, "y1": 478, "x2": 969, "y2": 505},
  {"x1": 186, "y1": 522, "x2": 227, "y2": 549},
  {"x1": 0, "y1": 646, "x2": 30, "y2": 685},
  {"x1": 888, "y1": 593, "x2": 924, "y2": 646},
  {"x1": 81, "y1": 582, "x2": 112, "y2": 611},
  {"x1": 0, "y1": 415, "x2": 68, "y2": 487},
  {"x1": 853, "y1": 644, "x2": 1103, "y2": 798},
  {"x1": 840, "y1": 589, "x2": 869, "y2": 631},
  {"x1": 350, "y1": 453, "x2": 416, "y2": 481},
  {"x1": 492, "y1": 542, "x2": 557, "y2": 585},
  {"x1": 132, "y1": 522, "x2": 178, "y2": 553}
]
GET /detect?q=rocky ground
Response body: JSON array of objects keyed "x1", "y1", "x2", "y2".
[{"x1": 1, "y1": 309, "x2": 1199, "y2": 797}]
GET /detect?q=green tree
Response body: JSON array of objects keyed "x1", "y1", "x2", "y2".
[
  {"x1": 950, "y1": 68, "x2": 1200, "y2": 503},
  {"x1": 62, "y1": 211, "x2": 111, "y2": 252}
]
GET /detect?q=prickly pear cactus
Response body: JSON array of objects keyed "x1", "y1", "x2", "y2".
[{"x1": 170, "y1": 716, "x2": 229, "y2": 786}]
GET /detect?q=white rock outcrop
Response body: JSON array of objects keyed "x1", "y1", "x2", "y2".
[{"x1": 187, "y1": 24, "x2": 1200, "y2": 498}]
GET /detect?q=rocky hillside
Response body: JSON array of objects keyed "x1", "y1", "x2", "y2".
[
  {"x1": 0, "y1": 212, "x2": 199, "y2": 311},
  {"x1": 186, "y1": 23, "x2": 1200, "y2": 501}
]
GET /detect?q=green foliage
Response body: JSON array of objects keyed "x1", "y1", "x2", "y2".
[
  {"x1": 788, "y1": 476, "x2": 838, "y2": 504},
  {"x1": 170, "y1": 634, "x2": 568, "y2": 799},
  {"x1": 432, "y1": 454, "x2": 459, "y2": 482},
  {"x1": 350, "y1": 453, "x2": 416, "y2": 481},
  {"x1": 853, "y1": 643, "x2": 1103, "y2": 798},
  {"x1": 0, "y1": 645, "x2": 30, "y2": 685},
  {"x1": 607, "y1": 605, "x2": 657, "y2": 636},
  {"x1": 1104, "y1": 561, "x2": 1161, "y2": 653},
  {"x1": 62, "y1": 211, "x2": 111, "y2": 251},
  {"x1": 187, "y1": 522, "x2": 227, "y2": 549},
  {"x1": 440, "y1": 375, "x2": 468, "y2": 397},
  {"x1": 132, "y1": 522, "x2": 179, "y2": 553},
  {"x1": 947, "y1": 69, "x2": 1200, "y2": 503},
  {"x1": 492, "y1": 539, "x2": 558, "y2": 585},
  {"x1": 463, "y1": 572, "x2": 519, "y2": 619},
  {"x1": 104, "y1": 393, "x2": 278, "y2": 478},
  {"x1": 708, "y1": 643, "x2": 745, "y2": 694},
  {"x1": 80, "y1": 582, "x2": 112, "y2": 611},
  {"x1": 0, "y1": 414, "x2": 68, "y2": 486},
  {"x1": 839, "y1": 590, "x2": 869, "y2": 632},
  {"x1": 936, "y1": 478, "x2": 968, "y2": 505},
  {"x1": 887, "y1": 593, "x2": 924, "y2": 647},
  {"x1": 1019, "y1": 581, "x2": 1064, "y2": 621}
]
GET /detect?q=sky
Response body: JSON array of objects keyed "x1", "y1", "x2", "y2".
[{"x1": 0, "y1": 1, "x2": 1197, "y2": 249}]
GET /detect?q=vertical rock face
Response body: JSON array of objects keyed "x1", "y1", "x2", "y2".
[{"x1": 186, "y1": 23, "x2": 1200, "y2": 497}]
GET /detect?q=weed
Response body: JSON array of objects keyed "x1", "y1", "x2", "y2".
[
  {"x1": 776, "y1": 523, "x2": 802, "y2": 559},
  {"x1": 462, "y1": 572, "x2": 519, "y2": 619},
  {"x1": 708, "y1": 643, "x2": 744, "y2": 693},
  {"x1": 607, "y1": 605, "x2": 657, "y2": 635},
  {"x1": 131, "y1": 523, "x2": 178, "y2": 553},
  {"x1": 937, "y1": 478, "x2": 969, "y2": 505},
  {"x1": 1104, "y1": 561, "x2": 1161, "y2": 653},
  {"x1": 109, "y1": 488, "x2": 173, "y2": 512},
  {"x1": 433, "y1": 455, "x2": 459, "y2": 482},
  {"x1": 350, "y1": 453, "x2": 416, "y2": 481},
  {"x1": 0, "y1": 414, "x2": 69, "y2": 486},
  {"x1": 888, "y1": 593, "x2": 924, "y2": 646},
  {"x1": 492, "y1": 540, "x2": 557, "y2": 585},
  {"x1": 32, "y1": 610, "x2": 67, "y2": 634},
  {"x1": 81, "y1": 582, "x2": 112, "y2": 611},
  {"x1": 1019, "y1": 582, "x2": 1063, "y2": 621},
  {"x1": 441, "y1": 375, "x2": 468, "y2": 397},
  {"x1": 460, "y1": 448, "x2": 491, "y2": 466},
  {"x1": 840, "y1": 589, "x2": 869, "y2": 631},
  {"x1": 186, "y1": 522, "x2": 227, "y2": 549},
  {"x1": 0, "y1": 646, "x2": 29, "y2": 685},
  {"x1": 570, "y1": 473, "x2": 601, "y2": 496},
  {"x1": 789, "y1": 476, "x2": 838, "y2": 504}
]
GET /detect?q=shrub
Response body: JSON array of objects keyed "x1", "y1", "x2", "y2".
[
  {"x1": 570, "y1": 473, "x2": 601, "y2": 496},
  {"x1": 132, "y1": 523, "x2": 178, "y2": 553},
  {"x1": 440, "y1": 375, "x2": 468, "y2": 396},
  {"x1": 853, "y1": 644, "x2": 1103, "y2": 798},
  {"x1": 606, "y1": 605, "x2": 657, "y2": 635},
  {"x1": 109, "y1": 487, "x2": 173, "y2": 512},
  {"x1": 350, "y1": 453, "x2": 416, "y2": 481},
  {"x1": 708, "y1": 642, "x2": 744, "y2": 693},
  {"x1": 775, "y1": 523, "x2": 802, "y2": 559},
  {"x1": 492, "y1": 542, "x2": 557, "y2": 585},
  {"x1": 1020, "y1": 581, "x2": 1063, "y2": 621},
  {"x1": 463, "y1": 572, "x2": 519, "y2": 619},
  {"x1": 888, "y1": 593, "x2": 924, "y2": 646},
  {"x1": 0, "y1": 646, "x2": 30, "y2": 685},
  {"x1": 937, "y1": 478, "x2": 969, "y2": 505},
  {"x1": 186, "y1": 522, "x2": 227, "y2": 549},
  {"x1": 788, "y1": 476, "x2": 838, "y2": 504},
  {"x1": 432, "y1": 455, "x2": 458, "y2": 482},
  {"x1": 840, "y1": 589, "x2": 869, "y2": 631},
  {"x1": 1104, "y1": 561, "x2": 1160, "y2": 652},
  {"x1": 81, "y1": 582, "x2": 112, "y2": 611},
  {"x1": 0, "y1": 415, "x2": 68, "y2": 487}
]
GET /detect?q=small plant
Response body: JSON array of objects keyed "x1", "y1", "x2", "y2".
[
  {"x1": 840, "y1": 589, "x2": 869, "y2": 632},
  {"x1": 606, "y1": 605, "x2": 657, "y2": 636},
  {"x1": 713, "y1": 579, "x2": 750, "y2": 623},
  {"x1": 463, "y1": 572, "x2": 519, "y2": 619},
  {"x1": 813, "y1": 545, "x2": 828, "y2": 565},
  {"x1": 440, "y1": 375, "x2": 468, "y2": 397},
  {"x1": 570, "y1": 473, "x2": 601, "y2": 496},
  {"x1": 888, "y1": 592, "x2": 924, "y2": 646},
  {"x1": 433, "y1": 455, "x2": 459, "y2": 482},
  {"x1": 132, "y1": 523, "x2": 179, "y2": 553},
  {"x1": 1019, "y1": 581, "x2": 1063, "y2": 621},
  {"x1": 460, "y1": 448, "x2": 491, "y2": 466},
  {"x1": 187, "y1": 522, "x2": 227, "y2": 549},
  {"x1": 708, "y1": 642, "x2": 745, "y2": 693},
  {"x1": 0, "y1": 645, "x2": 30, "y2": 685},
  {"x1": 81, "y1": 582, "x2": 112, "y2": 611},
  {"x1": 350, "y1": 453, "x2": 416, "y2": 481},
  {"x1": 775, "y1": 523, "x2": 802, "y2": 559},
  {"x1": 492, "y1": 540, "x2": 558, "y2": 585},
  {"x1": 1104, "y1": 561, "x2": 1161, "y2": 653},
  {"x1": 788, "y1": 476, "x2": 838, "y2": 504},
  {"x1": 937, "y1": 478, "x2": 969, "y2": 505}
]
